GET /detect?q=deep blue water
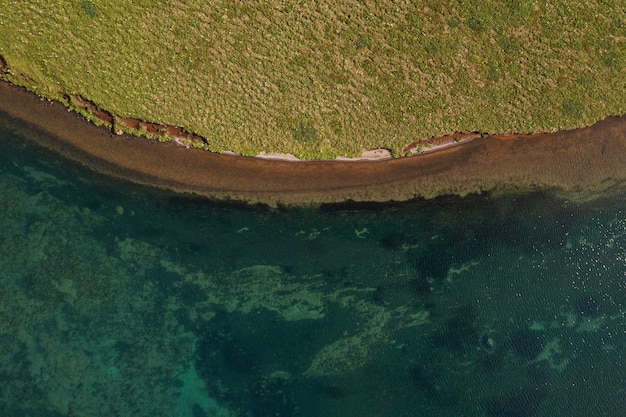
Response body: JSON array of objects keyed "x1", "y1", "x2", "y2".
[{"x1": 1, "y1": 113, "x2": 625, "y2": 417}]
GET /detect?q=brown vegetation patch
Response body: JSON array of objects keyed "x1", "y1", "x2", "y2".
[
  {"x1": 111, "y1": 116, "x2": 207, "y2": 146},
  {"x1": 64, "y1": 93, "x2": 207, "y2": 147},
  {"x1": 69, "y1": 94, "x2": 114, "y2": 125}
]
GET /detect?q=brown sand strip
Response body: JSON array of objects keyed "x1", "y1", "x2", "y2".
[{"x1": 1, "y1": 81, "x2": 626, "y2": 206}]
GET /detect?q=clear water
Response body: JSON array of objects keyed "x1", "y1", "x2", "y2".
[{"x1": 1, "y1": 114, "x2": 625, "y2": 417}]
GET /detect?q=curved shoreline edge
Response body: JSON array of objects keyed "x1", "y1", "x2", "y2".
[{"x1": 2, "y1": 80, "x2": 626, "y2": 207}]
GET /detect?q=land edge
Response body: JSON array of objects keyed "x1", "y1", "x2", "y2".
[
  {"x1": 0, "y1": 55, "x2": 531, "y2": 161},
  {"x1": 2, "y1": 79, "x2": 626, "y2": 207}
]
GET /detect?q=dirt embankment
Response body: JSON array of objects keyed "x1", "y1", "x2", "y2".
[
  {"x1": 2, "y1": 80, "x2": 626, "y2": 207},
  {"x1": 40, "y1": 83, "x2": 485, "y2": 160},
  {"x1": 0, "y1": 54, "x2": 509, "y2": 161}
]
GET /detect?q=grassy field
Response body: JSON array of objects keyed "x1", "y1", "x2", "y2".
[{"x1": 1, "y1": 1, "x2": 625, "y2": 159}]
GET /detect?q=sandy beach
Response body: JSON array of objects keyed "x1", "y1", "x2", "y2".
[{"x1": 1, "y1": 81, "x2": 626, "y2": 206}]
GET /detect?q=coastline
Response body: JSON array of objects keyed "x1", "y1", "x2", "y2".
[{"x1": 2, "y1": 80, "x2": 626, "y2": 207}]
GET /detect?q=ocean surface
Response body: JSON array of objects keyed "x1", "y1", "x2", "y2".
[{"x1": 1, "y1": 114, "x2": 625, "y2": 417}]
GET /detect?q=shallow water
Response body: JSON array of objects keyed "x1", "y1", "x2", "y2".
[{"x1": 1, "y1": 114, "x2": 625, "y2": 417}]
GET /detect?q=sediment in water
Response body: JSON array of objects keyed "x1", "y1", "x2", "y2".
[{"x1": 1, "y1": 81, "x2": 626, "y2": 207}]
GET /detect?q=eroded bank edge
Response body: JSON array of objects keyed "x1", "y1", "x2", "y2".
[
  {"x1": 3, "y1": 63, "x2": 626, "y2": 207},
  {"x1": 0, "y1": 56, "x2": 521, "y2": 161}
]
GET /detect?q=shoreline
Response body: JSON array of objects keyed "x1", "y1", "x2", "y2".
[{"x1": 2, "y1": 80, "x2": 626, "y2": 206}]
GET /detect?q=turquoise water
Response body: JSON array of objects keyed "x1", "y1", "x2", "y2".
[{"x1": 1, "y1": 115, "x2": 625, "y2": 417}]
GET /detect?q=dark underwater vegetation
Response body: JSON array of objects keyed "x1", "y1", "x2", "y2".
[{"x1": 1, "y1": 115, "x2": 626, "y2": 416}]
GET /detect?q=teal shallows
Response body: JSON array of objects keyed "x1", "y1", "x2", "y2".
[{"x1": 1, "y1": 115, "x2": 626, "y2": 416}]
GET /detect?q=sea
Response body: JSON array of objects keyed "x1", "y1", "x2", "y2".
[{"x1": 1, "y1": 112, "x2": 625, "y2": 417}]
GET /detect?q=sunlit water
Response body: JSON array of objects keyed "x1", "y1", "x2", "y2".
[{"x1": 1, "y1": 114, "x2": 625, "y2": 417}]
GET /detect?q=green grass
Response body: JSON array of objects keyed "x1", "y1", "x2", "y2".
[{"x1": 1, "y1": 0, "x2": 625, "y2": 159}]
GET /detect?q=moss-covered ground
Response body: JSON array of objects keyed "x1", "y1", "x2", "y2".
[{"x1": 1, "y1": 0, "x2": 625, "y2": 159}]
